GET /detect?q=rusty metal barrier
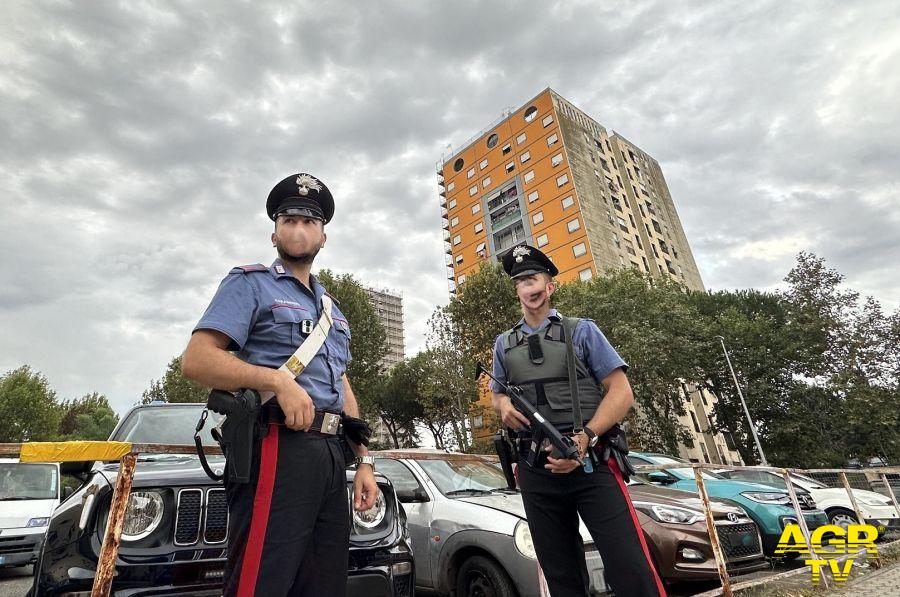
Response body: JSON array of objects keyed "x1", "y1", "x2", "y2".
[
  {"x1": 631, "y1": 462, "x2": 900, "y2": 596},
  {"x1": 0, "y1": 442, "x2": 221, "y2": 597}
]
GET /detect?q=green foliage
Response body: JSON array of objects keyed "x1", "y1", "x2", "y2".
[
  {"x1": 58, "y1": 392, "x2": 118, "y2": 440},
  {"x1": 316, "y1": 269, "x2": 387, "y2": 410},
  {"x1": 0, "y1": 366, "x2": 60, "y2": 442},
  {"x1": 141, "y1": 356, "x2": 208, "y2": 404}
]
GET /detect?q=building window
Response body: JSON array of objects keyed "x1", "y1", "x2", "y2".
[
  {"x1": 523, "y1": 105, "x2": 538, "y2": 122},
  {"x1": 652, "y1": 219, "x2": 662, "y2": 234},
  {"x1": 516, "y1": 133, "x2": 527, "y2": 145},
  {"x1": 455, "y1": 254, "x2": 463, "y2": 265},
  {"x1": 690, "y1": 412, "x2": 701, "y2": 433},
  {"x1": 482, "y1": 177, "x2": 491, "y2": 188},
  {"x1": 551, "y1": 153, "x2": 563, "y2": 167},
  {"x1": 448, "y1": 199, "x2": 457, "y2": 209},
  {"x1": 624, "y1": 239, "x2": 636, "y2": 256},
  {"x1": 542, "y1": 114, "x2": 553, "y2": 127},
  {"x1": 547, "y1": 133, "x2": 559, "y2": 146},
  {"x1": 476, "y1": 242, "x2": 486, "y2": 254},
  {"x1": 532, "y1": 211, "x2": 544, "y2": 225},
  {"x1": 520, "y1": 151, "x2": 531, "y2": 163},
  {"x1": 452, "y1": 235, "x2": 461, "y2": 245},
  {"x1": 467, "y1": 167, "x2": 475, "y2": 179},
  {"x1": 617, "y1": 216, "x2": 628, "y2": 232},
  {"x1": 502, "y1": 143, "x2": 511, "y2": 155},
  {"x1": 561, "y1": 196, "x2": 575, "y2": 209},
  {"x1": 469, "y1": 185, "x2": 478, "y2": 196},
  {"x1": 474, "y1": 222, "x2": 484, "y2": 233},
  {"x1": 505, "y1": 162, "x2": 515, "y2": 173},
  {"x1": 573, "y1": 243, "x2": 587, "y2": 257},
  {"x1": 472, "y1": 203, "x2": 481, "y2": 214},
  {"x1": 479, "y1": 158, "x2": 489, "y2": 170},
  {"x1": 528, "y1": 190, "x2": 539, "y2": 203},
  {"x1": 537, "y1": 233, "x2": 549, "y2": 247},
  {"x1": 556, "y1": 173, "x2": 569, "y2": 187},
  {"x1": 447, "y1": 182, "x2": 455, "y2": 192},
  {"x1": 450, "y1": 216, "x2": 459, "y2": 227},
  {"x1": 524, "y1": 170, "x2": 535, "y2": 183},
  {"x1": 453, "y1": 158, "x2": 464, "y2": 173},
  {"x1": 458, "y1": 274, "x2": 466, "y2": 285},
  {"x1": 486, "y1": 133, "x2": 499, "y2": 149},
  {"x1": 579, "y1": 268, "x2": 592, "y2": 281},
  {"x1": 567, "y1": 218, "x2": 580, "y2": 233}
]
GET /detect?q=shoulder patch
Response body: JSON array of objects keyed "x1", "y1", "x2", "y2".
[{"x1": 229, "y1": 263, "x2": 269, "y2": 274}]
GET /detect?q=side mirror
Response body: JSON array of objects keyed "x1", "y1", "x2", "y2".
[
  {"x1": 396, "y1": 487, "x2": 429, "y2": 503},
  {"x1": 648, "y1": 471, "x2": 674, "y2": 485}
]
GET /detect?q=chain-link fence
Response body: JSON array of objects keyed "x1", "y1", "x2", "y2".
[{"x1": 631, "y1": 462, "x2": 900, "y2": 596}]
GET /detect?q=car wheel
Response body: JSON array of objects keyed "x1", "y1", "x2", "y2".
[
  {"x1": 456, "y1": 555, "x2": 516, "y2": 597},
  {"x1": 828, "y1": 508, "x2": 859, "y2": 531}
]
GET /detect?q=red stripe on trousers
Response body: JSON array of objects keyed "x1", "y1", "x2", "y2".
[
  {"x1": 237, "y1": 423, "x2": 280, "y2": 597},
  {"x1": 607, "y1": 456, "x2": 668, "y2": 597}
]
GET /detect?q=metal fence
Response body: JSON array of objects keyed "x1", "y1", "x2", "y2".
[{"x1": 632, "y1": 462, "x2": 900, "y2": 596}]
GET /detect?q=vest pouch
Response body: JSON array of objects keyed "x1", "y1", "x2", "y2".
[{"x1": 538, "y1": 379, "x2": 603, "y2": 427}]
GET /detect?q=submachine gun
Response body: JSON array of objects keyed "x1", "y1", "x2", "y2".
[{"x1": 475, "y1": 362, "x2": 582, "y2": 489}]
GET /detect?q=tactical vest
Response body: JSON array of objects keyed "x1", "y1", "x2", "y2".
[{"x1": 503, "y1": 317, "x2": 604, "y2": 430}]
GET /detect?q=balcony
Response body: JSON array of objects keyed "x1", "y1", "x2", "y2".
[{"x1": 490, "y1": 211, "x2": 522, "y2": 233}]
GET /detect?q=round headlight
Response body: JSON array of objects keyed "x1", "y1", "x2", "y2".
[
  {"x1": 353, "y1": 492, "x2": 386, "y2": 529},
  {"x1": 122, "y1": 491, "x2": 164, "y2": 540},
  {"x1": 514, "y1": 520, "x2": 537, "y2": 560}
]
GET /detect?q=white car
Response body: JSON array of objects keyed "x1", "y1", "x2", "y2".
[
  {"x1": 717, "y1": 468, "x2": 899, "y2": 533},
  {"x1": 0, "y1": 459, "x2": 65, "y2": 568}
]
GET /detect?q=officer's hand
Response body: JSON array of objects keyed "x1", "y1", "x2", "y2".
[
  {"x1": 573, "y1": 431, "x2": 590, "y2": 460},
  {"x1": 497, "y1": 396, "x2": 530, "y2": 429},
  {"x1": 353, "y1": 463, "x2": 380, "y2": 511},
  {"x1": 276, "y1": 371, "x2": 316, "y2": 431},
  {"x1": 545, "y1": 456, "x2": 580, "y2": 474}
]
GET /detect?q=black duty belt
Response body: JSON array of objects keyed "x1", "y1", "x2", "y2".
[{"x1": 262, "y1": 403, "x2": 343, "y2": 435}]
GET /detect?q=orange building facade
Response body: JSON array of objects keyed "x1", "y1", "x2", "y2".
[{"x1": 437, "y1": 88, "x2": 705, "y2": 294}]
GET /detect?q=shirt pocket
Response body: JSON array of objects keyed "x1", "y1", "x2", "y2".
[
  {"x1": 270, "y1": 306, "x2": 305, "y2": 347},
  {"x1": 327, "y1": 321, "x2": 352, "y2": 384}
]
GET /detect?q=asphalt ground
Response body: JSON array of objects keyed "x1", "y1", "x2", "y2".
[{"x1": 0, "y1": 565, "x2": 31, "y2": 597}]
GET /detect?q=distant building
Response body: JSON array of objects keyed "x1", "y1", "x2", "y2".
[{"x1": 364, "y1": 286, "x2": 405, "y2": 370}]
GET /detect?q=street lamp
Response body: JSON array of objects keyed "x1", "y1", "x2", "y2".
[{"x1": 715, "y1": 335, "x2": 769, "y2": 466}]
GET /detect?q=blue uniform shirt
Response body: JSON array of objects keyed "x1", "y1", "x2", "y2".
[
  {"x1": 194, "y1": 259, "x2": 352, "y2": 412},
  {"x1": 491, "y1": 309, "x2": 627, "y2": 393}
]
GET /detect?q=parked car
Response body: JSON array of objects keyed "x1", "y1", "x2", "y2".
[
  {"x1": 376, "y1": 450, "x2": 604, "y2": 597},
  {"x1": 629, "y1": 452, "x2": 828, "y2": 556},
  {"x1": 30, "y1": 402, "x2": 414, "y2": 597},
  {"x1": 626, "y1": 480, "x2": 769, "y2": 582},
  {"x1": 715, "y1": 468, "x2": 900, "y2": 533},
  {"x1": 0, "y1": 460, "x2": 68, "y2": 569},
  {"x1": 377, "y1": 450, "x2": 768, "y2": 596}
]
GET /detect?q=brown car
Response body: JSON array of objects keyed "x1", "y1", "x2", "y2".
[{"x1": 627, "y1": 479, "x2": 770, "y2": 582}]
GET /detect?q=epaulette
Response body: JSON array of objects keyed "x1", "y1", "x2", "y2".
[
  {"x1": 323, "y1": 290, "x2": 341, "y2": 306},
  {"x1": 229, "y1": 264, "x2": 269, "y2": 274}
]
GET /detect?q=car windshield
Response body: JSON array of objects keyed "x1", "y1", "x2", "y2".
[
  {"x1": 790, "y1": 473, "x2": 826, "y2": 489},
  {"x1": 113, "y1": 405, "x2": 223, "y2": 447},
  {"x1": 0, "y1": 463, "x2": 58, "y2": 500},
  {"x1": 645, "y1": 456, "x2": 723, "y2": 480},
  {"x1": 416, "y1": 459, "x2": 509, "y2": 496}
]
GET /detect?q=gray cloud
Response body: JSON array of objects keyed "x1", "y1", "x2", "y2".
[{"x1": 2, "y1": 0, "x2": 898, "y2": 413}]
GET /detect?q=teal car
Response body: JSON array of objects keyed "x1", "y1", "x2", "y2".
[{"x1": 629, "y1": 453, "x2": 829, "y2": 556}]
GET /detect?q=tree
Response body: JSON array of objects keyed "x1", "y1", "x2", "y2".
[
  {"x1": 0, "y1": 366, "x2": 60, "y2": 442},
  {"x1": 368, "y1": 362, "x2": 421, "y2": 449},
  {"x1": 58, "y1": 392, "x2": 118, "y2": 441},
  {"x1": 142, "y1": 356, "x2": 209, "y2": 404},
  {"x1": 315, "y1": 269, "x2": 387, "y2": 413}
]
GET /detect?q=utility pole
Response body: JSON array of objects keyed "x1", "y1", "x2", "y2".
[{"x1": 715, "y1": 336, "x2": 769, "y2": 466}]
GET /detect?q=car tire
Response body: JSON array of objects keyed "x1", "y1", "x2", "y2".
[
  {"x1": 456, "y1": 555, "x2": 516, "y2": 597},
  {"x1": 828, "y1": 508, "x2": 859, "y2": 530}
]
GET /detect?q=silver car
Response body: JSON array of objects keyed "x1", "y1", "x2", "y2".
[{"x1": 375, "y1": 450, "x2": 607, "y2": 597}]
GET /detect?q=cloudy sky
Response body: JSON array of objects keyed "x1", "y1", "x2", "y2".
[{"x1": 2, "y1": 1, "x2": 898, "y2": 414}]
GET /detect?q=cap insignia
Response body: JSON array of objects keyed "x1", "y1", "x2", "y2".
[
  {"x1": 296, "y1": 174, "x2": 322, "y2": 197},
  {"x1": 512, "y1": 245, "x2": 531, "y2": 263}
]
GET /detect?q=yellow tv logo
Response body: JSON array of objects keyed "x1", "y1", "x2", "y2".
[{"x1": 775, "y1": 524, "x2": 879, "y2": 584}]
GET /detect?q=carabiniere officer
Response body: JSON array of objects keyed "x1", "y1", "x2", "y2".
[
  {"x1": 491, "y1": 244, "x2": 667, "y2": 597},
  {"x1": 182, "y1": 173, "x2": 379, "y2": 596}
]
